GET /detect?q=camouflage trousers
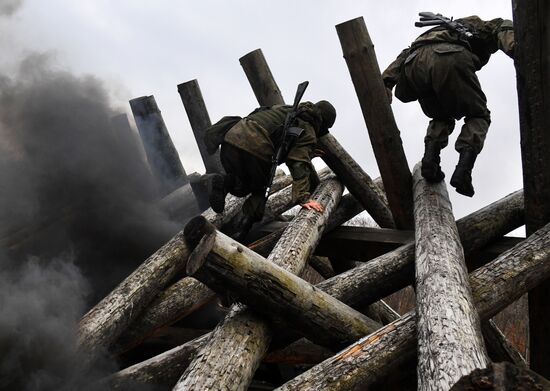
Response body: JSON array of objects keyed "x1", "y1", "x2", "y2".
[
  {"x1": 403, "y1": 43, "x2": 491, "y2": 154},
  {"x1": 220, "y1": 143, "x2": 271, "y2": 221}
]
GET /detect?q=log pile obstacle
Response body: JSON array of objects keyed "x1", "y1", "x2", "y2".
[{"x1": 76, "y1": 8, "x2": 550, "y2": 391}]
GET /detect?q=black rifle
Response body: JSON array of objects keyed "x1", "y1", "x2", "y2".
[
  {"x1": 415, "y1": 12, "x2": 474, "y2": 39},
  {"x1": 264, "y1": 81, "x2": 309, "y2": 199}
]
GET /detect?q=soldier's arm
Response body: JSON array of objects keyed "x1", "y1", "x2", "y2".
[
  {"x1": 496, "y1": 19, "x2": 515, "y2": 59},
  {"x1": 382, "y1": 48, "x2": 409, "y2": 90},
  {"x1": 287, "y1": 160, "x2": 313, "y2": 204}
]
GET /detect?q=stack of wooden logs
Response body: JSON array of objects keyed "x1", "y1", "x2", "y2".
[{"x1": 77, "y1": 5, "x2": 550, "y2": 390}]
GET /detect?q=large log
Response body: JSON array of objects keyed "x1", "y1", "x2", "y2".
[
  {"x1": 174, "y1": 177, "x2": 344, "y2": 391},
  {"x1": 276, "y1": 222, "x2": 550, "y2": 391},
  {"x1": 186, "y1": 225, "x2": 380, "y2": 350},
  {"x1": 412, "y1": 163, "x2": 489, "y2": 390},
  {"x1": 336, "y1": 17, "x2": 414, "y2": 229},
  {"x1": 318, "y1": 133, "x2": 395, "y2": 228},
  {"x1": 77, "y1": 195, "x2": 244, "y2": 354},
  {"x1": 177, "y1": 79, "x2": 224, "y2": 174},
  {"x1": 512, "y1": 0, "x2": 550, "y2": 376},
  {"x1": 239, "y1": 49, "x2": 285, "y2": 106},
  {"x1": 129, "y1": 95, "x2": 188, "y2": 194},
  {"x1": 318, "y1": 189, "x2": 524, "y2": 311}
]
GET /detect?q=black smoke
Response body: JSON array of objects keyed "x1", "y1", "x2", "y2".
[{"x1": 0, "y1": 54, "x2": 181, "y2": 390}]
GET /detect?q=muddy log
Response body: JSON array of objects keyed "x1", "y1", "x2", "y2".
[
  {"x1": 336, "y1": 17, "x2": 414, "y2": 229},
  {"x1": 413, "y1": 163, "x2": 489, "y2": 390},
  {"x1": 512, "y1": 0, "x2": 550, "y2": 376},
  {"x1": 319, "y1": 133, "x2": 395, "y2": 228},
  {"x1": 481, "y1": 320, "x2": 527, "y2": 368},
  {"x1": 177, "y1": 79, "x2": 224, "y2": 174},
  {"x1": 173, "y1": 177, "x2": 343, "y2": 391},
  {"x1": 275, "y1": 222, "x2": 550, "y2": 391},
  {"x1": 186, "y1": 227, "x2": 380, "y2": 350},
  {"x1": 129, "y1": 95, "x2": 188, "y2": 194},
  {"x1": 239, "y1": 49, "x2": 285, "y2": 106},
  {"x1": 318, "y1": 189, "x2": 524, "y2": 311},
  {"x1": 77, "y1": 194, "x2": 244, "y2": 354}
]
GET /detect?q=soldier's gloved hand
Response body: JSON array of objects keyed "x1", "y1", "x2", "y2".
[
  {"x1": 385, "y1": 87, "x2": 393, "y2": 104},
  {"x1": 301, "y1": 200, "x2": 324, "y2": 213}
]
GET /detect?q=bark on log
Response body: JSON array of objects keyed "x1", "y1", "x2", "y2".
[
  {"x1": 336, "y1": 17, "x2": 414, "y2": 229},
  {"x1": 275, "y1": 222, "x2": 550, "y2": 391},
  {"x1": 77, "y1": 196, "x2": 243, "y2": 354},
  {"x1": 481, "y1": 320, "x2": 528, "y2": 368},
  {"x1": 318, "y1": 189, "x2": 524, "y2": 311},
  {"x1": 512, "y1": 0, "x2": 550, "y2": 376},
  {"x1": 186, "y1": 227, "x2": 380, "y2": 350},
  {"x1": 450, "y1": 362, "x2": 550, "y2": 391},
  {"x1": 319, "y1": 133, "x2": 395, "y2": 228},
  {"x1": 264, "y1": 338, "x2": 333, "y2": 365},
  {"x1": 129, "y1": 95, "x2": 188, "y2": 194},
  {"x1": 239, "y1": 49, "x2": 285, "y2": 106},
  {"x1": 177, "y1": 79, "x2": 224, "y2": 174},
  {"x1": 363, "y1": 300, "x2": 400, "y2": 325},
  {"x1": 173, "y1": 177, "x2": 344, "y2": 391},
  {"x1": 413, "y1": 163, "x2": 489, "y2": 390}
]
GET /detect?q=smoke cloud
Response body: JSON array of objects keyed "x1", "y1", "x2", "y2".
[
  {"x1": 0, "y1": 0, "x2": 23, "y2": 16},
  {"x1": 0, "y1": 54, "x2": 182, "y2": 389}
]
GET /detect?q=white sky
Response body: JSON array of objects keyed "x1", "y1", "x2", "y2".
[{"x1": 1, "y1": 0, "x2": 521, "y2": 225}]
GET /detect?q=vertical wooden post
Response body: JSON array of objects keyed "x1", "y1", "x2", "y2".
[
  {"x1": 336, "y1": 17, "x2": 414, "y2": 229},
  {"x1": 177, "y1": 80, "x2": 224, "y2": 174},
  {"x1": 413, "y1": 163, "x2": 489, "y2": 390},
  {"x1": 513, "y1": 0, "x2": 550, "y2": 376},
  {"x1": 239, "y1": 49, "x2": 285, "y2": 106},
  {"x1": 129, "y1": 95, "x2": 188, "y2": 195}
]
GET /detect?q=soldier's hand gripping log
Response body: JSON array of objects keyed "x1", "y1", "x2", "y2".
[{"x1": 264, "y1": 81, "x2": 309, "y2": 199}]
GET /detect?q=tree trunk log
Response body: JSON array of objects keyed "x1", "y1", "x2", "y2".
[
  {"x1": 177, "y1": 79, "x2": 224, "y2": 174},
  {"x1": 186, "y1": 227, "x2": 380, "y2": 350},
  {"x1": 239, "y1": 49, "x2": 285, "y2": 106},
  {"x1": 129, "y1": 95, "x2": 188, "y2": 194},
  {"x1": 413, "y1": 163, "x2": 489, "y2": 390},
  {"x1": 317, "y1": 189, "x2": 523, "y2": 311},
  {"x1": 481, "y1": 320, "x2": 527, "y2": 368},
  {"x1": 319, "y1": 133, "x2": 395, "y2": 228},
  {"x1": 77, "y1": 196, "x2": 242, "y2": 355},
  {"x1": 450, "y1": 362, "x2": 550, "y2": 390},
  {"x1": 173, "y1": 177, "x2": 343, "y2": 391},
  {"x1": 275, "y1": 222, "x2": 550, "y2": 391},
  {"x1": 335, "y1": 17, "x2": 413, "y2": 229},
  {"x1": 512, "y1": 0, "x2": 550, "y2": 376}
]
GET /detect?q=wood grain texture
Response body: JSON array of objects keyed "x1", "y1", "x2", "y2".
[
  {"x1": 239, "y1": 49, "x2": 285, "y2": 106},
  {"x1": 336, "y1": 16, "x2": 413, "y2": 229},
  {"x1": 413, "y1": 163, "x2": 489, "y2": 390},
  {"x1": 173, "y1": 177, "x2": 343, "y2": 391},
  {"x1": 275, "y1": 222, "x2": 550, "y2": 391}
]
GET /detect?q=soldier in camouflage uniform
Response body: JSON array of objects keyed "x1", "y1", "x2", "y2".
[
  {"x1": 205, "y1": 100, "x2": 336, "y2": 228},
  {"x1": 383, "y1": 16, "x2": 515, "y2": 196}
]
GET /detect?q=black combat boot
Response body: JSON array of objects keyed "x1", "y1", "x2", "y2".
[
  {"x1": 207, "y1": 173, "x2": 227, "y2": 213},
  {"x1": 421, "y1": 141, "x2": 445, "y2": 182},
  {"x1": 450, "y1": 148, "x2": 477, "y2": 197}
]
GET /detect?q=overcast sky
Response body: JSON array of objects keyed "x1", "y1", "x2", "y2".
[{"x1": 1, "y1": 0, "x2": 521, "y2": 225}]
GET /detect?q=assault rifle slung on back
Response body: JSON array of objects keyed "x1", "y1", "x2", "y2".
[{"x1": 415, "y1": 12, "x2": 474, "y2": 39}]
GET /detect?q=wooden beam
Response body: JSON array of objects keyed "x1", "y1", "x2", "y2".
[
  {"x1": 173, "y1": 177, "x2": 344, "y2": 390},
  {"x1": 512, "y1": 0, "x2": 550, "y2": 376},
  {"x1": 335, "y1": 17, "x2": 414, "y2": 229},
  {"x1": 239, "y1": 49, "x2": 285, "y2": 106},
  {"x1": 129, "y1": 95, "x2": 188, "y2": 194},
  {"x1": 413, "y1": 163, "x2": 489, "y2": 389},
  {"x1": 186, "y1": 225, "x2": 380, "y2": 350},
  {"x1": 276, "y1": 222, "x2": 550, "y2": 391},
  {"x1": 177, "y1": 79, "x2": 224, "y2": 174},
  {"x1": 481, "y1": 320, "x2": 527, "y2": 368}
]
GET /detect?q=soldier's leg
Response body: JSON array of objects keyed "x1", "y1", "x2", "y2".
[{"x1": 422, "y1": 118, "x2": 455, "y2": 182}]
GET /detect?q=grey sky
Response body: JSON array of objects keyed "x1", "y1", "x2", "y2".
[{"x1": 2, "y1": 0, "x2": 520, "y2": 222}]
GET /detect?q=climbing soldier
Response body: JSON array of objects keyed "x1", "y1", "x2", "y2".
[
  {"x1": 383, "y1": 14, "x2": 515, "y2": 196},
  {"x1": 203, "y1": 99, "x2": 336, "y2": 235}
]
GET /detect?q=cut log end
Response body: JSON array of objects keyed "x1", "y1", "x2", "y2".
[
  {"x1": 186, "y1": 232, "x2": 216, "y2": 276},
  {"x1": 184, "y1": 215, "x2": 216, "y2": 250}
]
